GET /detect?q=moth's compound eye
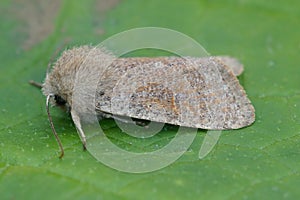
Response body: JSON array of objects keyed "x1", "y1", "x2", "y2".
[
  {"x1": 99, "y1": 91, "x2": 105, "y2": 96},
  {"x1": 54, "y1": 94, "x2": 67, "y2": 106}
]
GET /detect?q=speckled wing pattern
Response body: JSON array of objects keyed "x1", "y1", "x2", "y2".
[{"x1": 95, "y1": 56, "x2": 255, "y2": 130}]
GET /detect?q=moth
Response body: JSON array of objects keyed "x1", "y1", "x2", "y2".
[{"x1": 31, "y1": 46, "x2": 255, "y2": 158}]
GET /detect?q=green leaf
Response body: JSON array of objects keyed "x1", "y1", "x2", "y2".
[{"x1": 1, "y1": 0, "x2": 299, "y2": 199}]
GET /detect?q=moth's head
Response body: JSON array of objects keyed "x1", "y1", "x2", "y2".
[
  {"x1": 42, "y1": 71, "x2": 72, "y2": 112},
  {"x1": 42, "y1": 46, "x2": 94, "y2": 111}
]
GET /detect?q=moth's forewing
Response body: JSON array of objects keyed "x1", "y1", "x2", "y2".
[{"x1": 95, "y1": 57, "x2": 255, "y2": 130}]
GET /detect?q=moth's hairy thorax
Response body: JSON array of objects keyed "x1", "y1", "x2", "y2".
[{"x1": 42, "y1": 46, "x2": 91, "y2": 109}]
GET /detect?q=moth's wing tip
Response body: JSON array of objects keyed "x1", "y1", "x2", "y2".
[
  {"x1": 197, "y1": 103, "x2": 256, "y2": 130},
  {"x1": 247, "y1": 104, "x2": 256, "y2": 125},
  {"x1": 233, "y1": 104, "x2": 256, "y2": 129},
  {"x1": 214, "y1": 56, "x2": 244, "y2": 76}
]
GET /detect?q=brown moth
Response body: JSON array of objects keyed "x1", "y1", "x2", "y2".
[{"x1": 33, "y1": 46, "x2": 255, "y2": 158}]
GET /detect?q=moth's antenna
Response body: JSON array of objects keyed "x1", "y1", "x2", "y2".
[
  {"x1": 29, "y1": 80, "x2": 43, "y2": 89},
  {"x1": 46, "y1": 48, "x2": 59, "y2": 74},
  {"x1": 47, "y1": 39, "x2": 70, "y2": 74},
  {"x1": 46, "y1": 94, "x2": 64, "y2": 158}
]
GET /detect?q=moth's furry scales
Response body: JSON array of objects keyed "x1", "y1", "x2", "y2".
[
  {"x1": 43, "y1": 46, "x2": 255, "y2": 130},
  {"x1": 96, "y1": 56, "x2": 254, "y2": 129}
]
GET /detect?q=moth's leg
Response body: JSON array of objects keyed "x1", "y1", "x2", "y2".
[
  {"x1": 98, "y1": 111, "x2": 149, "y2": 126},
  {"x1": 112, "y1": 115, "x2": 149, "y2": 127},
  {"x1": 214, "y1": 56, "x2": 244, "y2": 76},
  {"x1": 70, "y1": 110, "x2": 87, "y2": 150},
  {"x1": 98, "y1": 112, "x2": 113, "y2": 119},
  {"x1": 111, "y1": 115, "x2": 131, "y2": 123}
]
